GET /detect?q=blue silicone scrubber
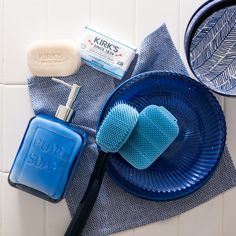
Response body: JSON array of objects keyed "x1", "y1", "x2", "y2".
[
  {"x1": 119, "y1": 105, "x2": 179, "y2": 170},
  {"x1": 96, "y1": 103, "x2": 139, "y2": 153}
]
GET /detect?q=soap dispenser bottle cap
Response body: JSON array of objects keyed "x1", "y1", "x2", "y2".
[{"x1": 52, "y1": 78, "x2": 81, "y2": 122}]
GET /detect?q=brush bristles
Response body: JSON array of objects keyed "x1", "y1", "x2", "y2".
[
  {"x1": 119, "y1": 105, "x2": 179, "y2": 169},
  {"x1": 96, "y1": 103, "x2": 139, "y2": 153}
]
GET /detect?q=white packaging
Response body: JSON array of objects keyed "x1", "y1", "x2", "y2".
[{"x1": 80, "y1": 26, "x2": 136, "y2": 80}]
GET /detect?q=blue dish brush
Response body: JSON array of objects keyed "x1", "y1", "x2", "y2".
[
  {"x1": 65, "y1": 102, "x2": 139, "y2": 236},
  {"x1": 119, "y1": 105, "x2": 179, "y2": 169}
]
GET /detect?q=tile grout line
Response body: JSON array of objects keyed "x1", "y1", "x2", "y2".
[
  {"x1": 0, "y1": 0, "x2": 3, "y2": 86},
  {"x1": 219, "y1": 194, "x2": 223, "y2": 236},
  {"x1": 0, "y1": 85, "x2": 2, "y2": 175},
  {"x1": 177, "y1": 215, "x2": 180, "y2": 236},
  {"x1": 1, "y1": 0, "x2": 4, "y2": 86},
  {"x1": 89, "y1": 0, "x2": 92, "y2": 25},
  {"x1": 1, "y1": 83, "x2": 28, "y2": 86},
  {"x1": 133, "y1": 0, "x2": 137, "y2": 46},
  {"x1": 177, "y1": 0, "x2": 181, "y2": 51},
  {"x1": 0, "y1": 173, "x2": 2, "y2": 236},
  {"x1": 222, "y1": 193, "x2": 225, "y2": 236},
  {"x1": 1, "y1": 173, "x2": 5, "y2": 236},
  {"x1": 46, "y1": 0, "x2": 49, "y2": 40},
  {"x1": 2, "y1": 0, "x2": 5, "y2": 85},
  {"x1": 0, "y1": 0, "x2": 3, "y2": 172},
  {"x1": 1, "y1": 85, "x2": 4, "y2": 174},
  {"x1": 1, "y1": 174, "x2": 4, "y2": 236},
  {"x1": 44, "y1": 202, "x2": 47, "y2": 236}
]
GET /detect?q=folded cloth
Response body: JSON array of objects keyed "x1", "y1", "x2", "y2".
[{"x1": 28, "y1": 24, "x2": 236, "y2": 236}]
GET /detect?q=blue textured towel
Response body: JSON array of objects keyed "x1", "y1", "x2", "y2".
[{"x1": 28, "y1": 24, "x2": 236, "y2": 236}]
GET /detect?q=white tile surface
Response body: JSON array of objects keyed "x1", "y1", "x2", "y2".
[
  {"x1": 134, "y1": 217, "x2": 178, "y2": 236},
  {"x1": 3, "y1": 0, "x2": 47, "y2": 84},
  {"x1": 0, "y1": 85, "x2": 3, "y2": 170},
  {"x1": 0, "y1": 173, "x2": 2, "y2": 236},
  {"x1": 224, "y1": 97, "x2": 236, "y2": 165},
  {"x1": 0, "y1": 0, "x2": 3, "y2": 84},
  {"x1": 223, "y1": 188, "x2": 236, "y2": 236},
  {"x1": 45, "y1": 201, "x2": 71, "y2": 236},
  {"x1": 2, "y1": 86, "x2": 34, "y2": 172},
  {"x1": 1, "y1": 0, "x2": 236, "y2": 236},
  {"x1": 91, "y1": 0, "x2": 136, "y2": 45},
  {"x1": 178, "y1": 195, "x2": 223, "y2": 236},
  {"x1": 47, "y1": 0, "x2": 90, "y2": 41},
  {"x1": 136, "y1": 0, "x2": 180, "y2": 48},
  {"x1": 1, "y1": 173, "x2": 45, "y2": 236},
  {"x1": 111, "y1": 229, "x2": 134, "y2": 236}
]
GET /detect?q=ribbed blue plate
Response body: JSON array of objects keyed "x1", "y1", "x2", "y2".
[
  {"x1": 185, "y1": 1, "x2": 236, "y2": 96},
  {"x1": 97, "y1": 71, "x2": 226, "y2": 201}
]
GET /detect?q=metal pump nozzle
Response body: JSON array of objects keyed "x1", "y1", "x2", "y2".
[{"x1": 52, "y1": 77, "x2": 81, "y2": 122}]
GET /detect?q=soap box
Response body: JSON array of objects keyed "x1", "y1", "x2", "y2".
[{"x1": 80, "y1": 26, "x2": 136, "y2": 80}]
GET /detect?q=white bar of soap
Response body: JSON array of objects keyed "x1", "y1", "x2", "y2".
[{"x1": 27, "y1": 40, "x2": 80, "y2": 77}]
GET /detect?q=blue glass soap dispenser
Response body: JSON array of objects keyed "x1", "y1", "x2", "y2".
[{"x1": 8, "y1": 78, "x2": 88, "y2": 202}]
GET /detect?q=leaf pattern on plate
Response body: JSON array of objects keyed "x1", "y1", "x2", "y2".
[{"x1": 190, "y1": 6, "x2": 236, "y2": 95}]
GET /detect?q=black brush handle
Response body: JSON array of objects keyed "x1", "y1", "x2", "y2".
[{"x1": 64, "y1": 151, "x2": 108, "y2": 236}]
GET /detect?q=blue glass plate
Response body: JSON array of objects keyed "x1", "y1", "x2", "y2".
[
  {"x1": 185, "y1": 0, "x2": 236, "y2": 96},
  {"x1": 97, "y1": 71, "x2": 226, "y2": 201}
]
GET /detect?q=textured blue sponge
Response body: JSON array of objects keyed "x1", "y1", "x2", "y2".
[
  {"x1": 119, "y1": 105, "x2": 179, "y2": 169},
  {"x1": 96, "y1": 103, "x2": 139, "y2": 153}
]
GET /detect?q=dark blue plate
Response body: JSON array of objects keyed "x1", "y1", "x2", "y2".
[
  {"x1": 185, "y1": 0, "x2": 236, "y2": 96},
  {"x1": 97, "y1": 71, "x2": 226, "y2": 201}
]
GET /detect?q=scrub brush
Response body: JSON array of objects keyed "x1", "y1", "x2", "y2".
[{"x1": 65, "y1": 103, "x2": 139, "y2": 236}]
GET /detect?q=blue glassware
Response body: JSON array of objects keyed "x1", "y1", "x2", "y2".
[
  {"x1": 9, "y1": 79, "x2": 87, "y2": 202},
  {"x1": 185, "y1": 0, "x2": 236, "y2": 96},
  {"x1": 97, "y1": 71, "x2": 226, "y2": 201}
]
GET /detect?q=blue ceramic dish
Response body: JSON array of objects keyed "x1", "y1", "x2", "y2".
[
  {"x1": 185, "y1": 0, "x2": 236, "y2": 96},
  {"x1": 97, "y1": 71, "x2": 226, "y2": 201}
]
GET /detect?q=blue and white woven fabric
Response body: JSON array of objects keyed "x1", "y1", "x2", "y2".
[{"x1": 28, "y1": 24, "x2": 236, "y2": 236}]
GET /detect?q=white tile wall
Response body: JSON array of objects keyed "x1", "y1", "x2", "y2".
[
  {"x1": 47, "y1": 0, "x2": 90, "y2": 41},
  {"x1": 91, "y1": 0, "x2": 136, "y2": 45},
  {"x1": 3, "y1": 0, "x2": 47, "y2": 85},
  {"x1": 45, "y1": 201, "x2": 70, "y2": 236},
  {"x1": 0, "y1": 0, "x2": 3, "y2": 84},
  {"x1": 2, "y1": 86, "x2": 33, "y2": 172},
  {"x1": 1, "y1": 0, "x2": 236, "y2": 235},
  {"x1": 0, "y1": 174, "x2": 2, "y2": 236},
  {"x1": 136, "y1": 0, "x2": 180, "y2": 48},
  {"x1": 1, "y1": 173, "x2": 45, "y2": 236},
  {"x1": 0, "y1": 85, "x2": 3, "y2": 169}
]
